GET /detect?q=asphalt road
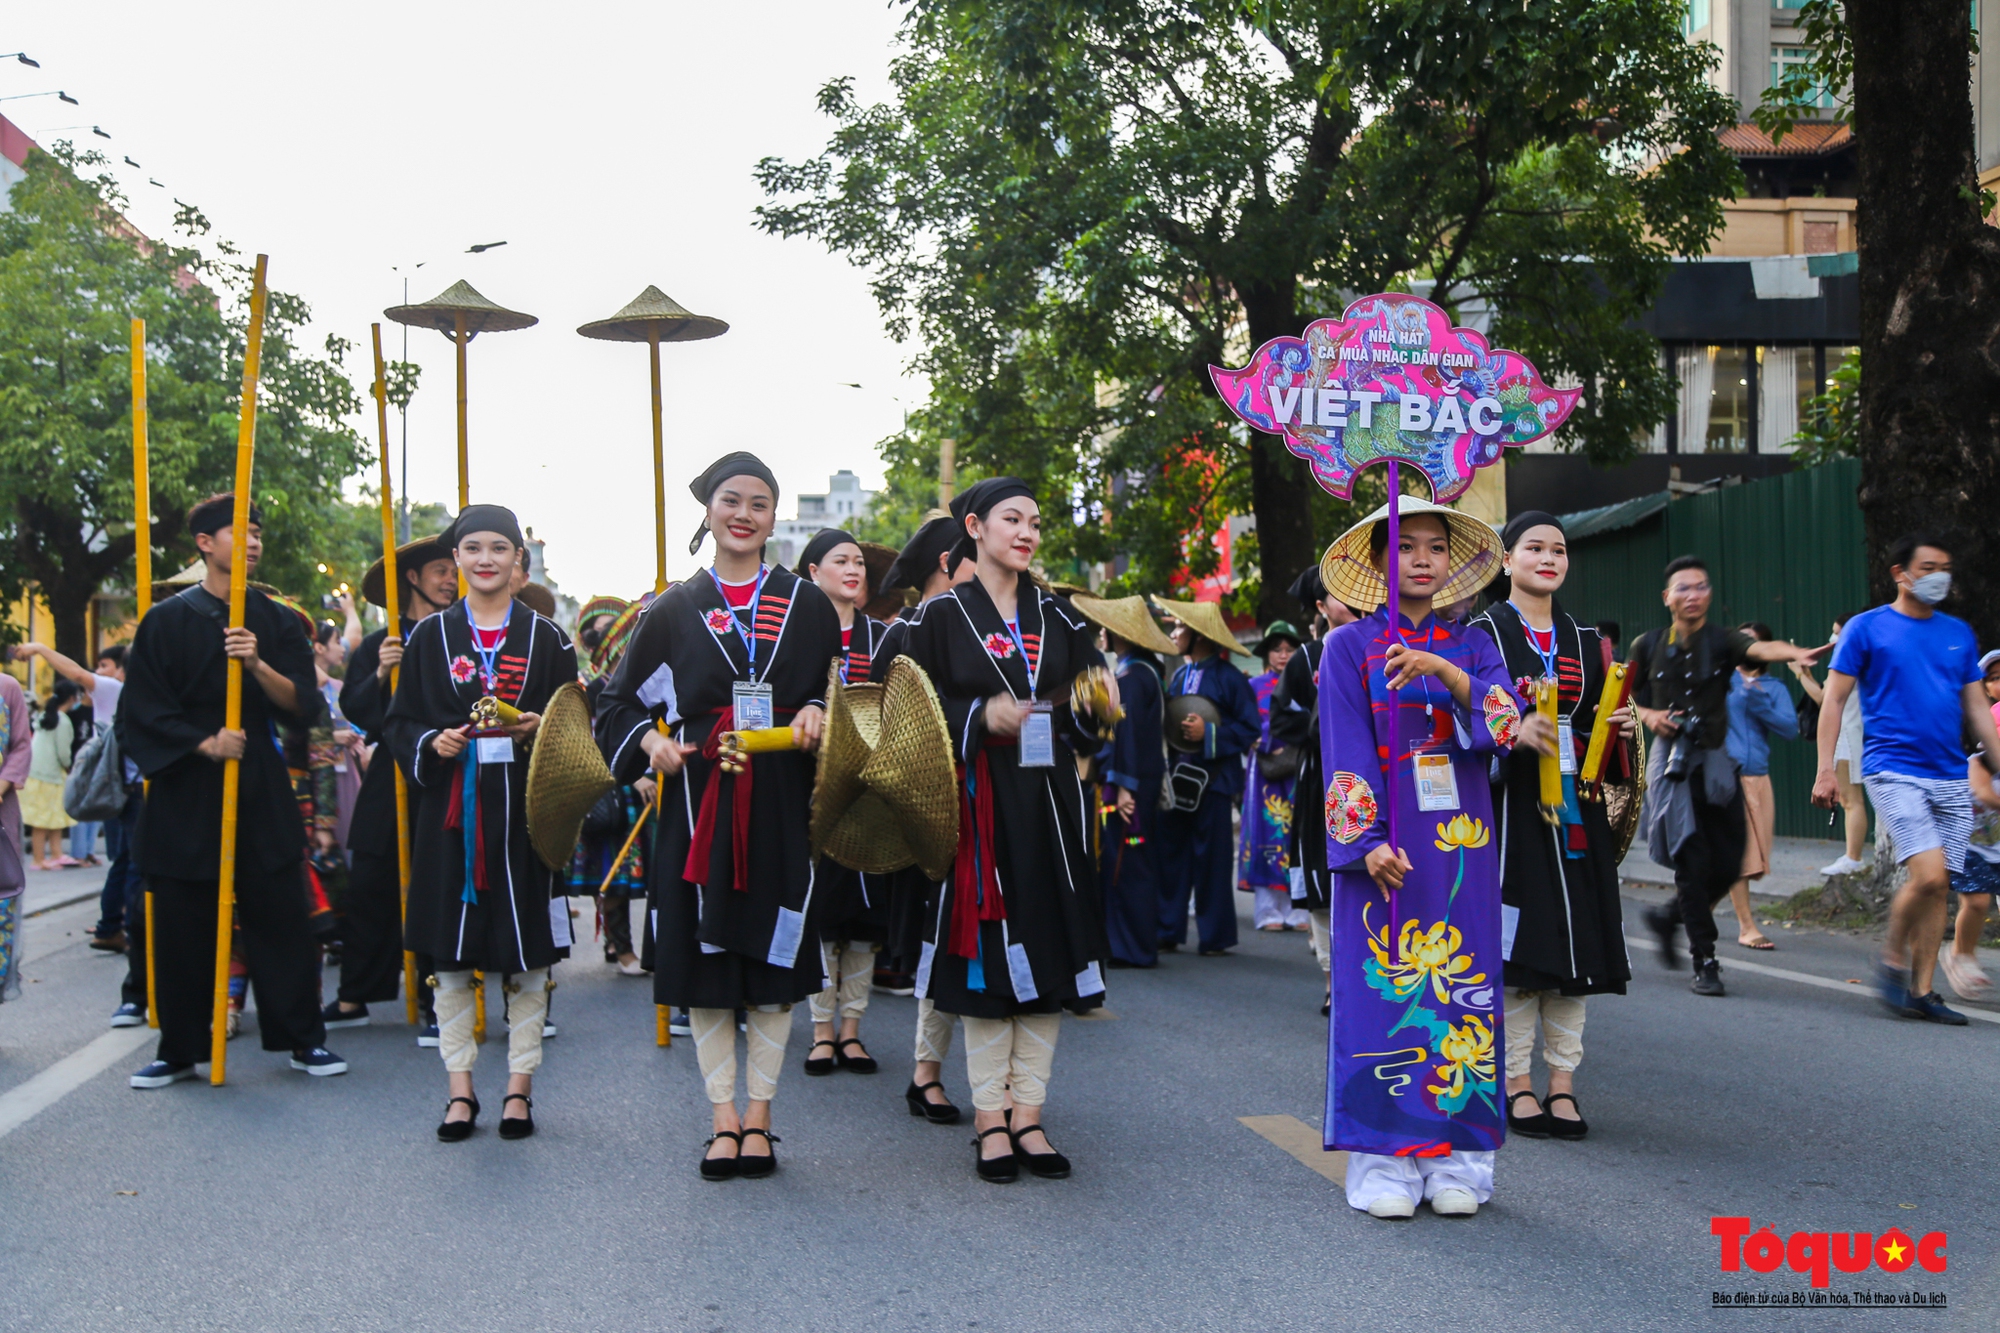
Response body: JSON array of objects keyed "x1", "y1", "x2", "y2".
[{"x1": 1, "y1": 886, "x2": 1993, "y2": 1333}]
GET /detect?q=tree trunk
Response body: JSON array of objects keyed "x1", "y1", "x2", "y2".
[
  {"x1": 1239, "y1": 285, "x2": 1318, "y2": 627},
  {"x1": 1850, "y1": 0, "x2": 2000, "y2": 642}
]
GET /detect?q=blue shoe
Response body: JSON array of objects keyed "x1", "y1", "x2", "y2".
[
  {"x1": 130, "y1": 1060, "x2": 197, "y2": 1089},
  {"x1": 290, "y1": 1047, "x2": 349, "y2": 1076},
  {"x1": 1877, "y1": 963, "x2": 1915, "y2": 1016},
  {"x1": 109, "y1": 1002, "x2": 147, "y2": 1028},
  {"x1": 669, "y1": 1010, "x2": 692, "y2": 1037},
  {"x1": 416, "y1": 1023, "x2": 441, "y2": 1048},
  {"x1": 321, "y1": 1001, "x2": 370, "y2": 1029},
  {"x1": 1908, "y1": 991, "x2": 1969, "y2": 1026}
]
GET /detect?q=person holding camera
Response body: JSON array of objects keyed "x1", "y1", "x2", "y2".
[{"x1": 1632, "y1": 557, "x2": 1824, "y2": 997}]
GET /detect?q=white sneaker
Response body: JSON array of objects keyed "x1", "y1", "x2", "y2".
[
  {"x1": 1429, "y1": 1188, "x2": 1479, "y2": 1217},
  {"x1": 1939, "y1": 949, "x2": 1993, "y2": 1000},
  {"x1": 1820, "y1": 855, "x2": 1865, "y2": 877},
  {"x1": 1365, "y1": 1195, "x2": 1417, "y2": 1219}
]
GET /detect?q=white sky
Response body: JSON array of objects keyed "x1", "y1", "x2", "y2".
[{"x1": 3, "y1": 1, "x2": 924, "y2": 598}]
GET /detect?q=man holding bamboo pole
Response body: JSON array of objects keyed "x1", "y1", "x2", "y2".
[{"x1": 121, "y1": 494, "x2": 346, "y2": 1087}]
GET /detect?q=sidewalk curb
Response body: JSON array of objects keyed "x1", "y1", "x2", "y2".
[{"x1": 23, "y1": 888, "x2": 103, "y2": 920}]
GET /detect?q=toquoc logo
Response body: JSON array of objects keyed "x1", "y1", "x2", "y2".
[{"x1": 1713, "y1": 1218, "x2": 1946, "y2": 1289}]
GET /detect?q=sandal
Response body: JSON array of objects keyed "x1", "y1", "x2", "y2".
[
  {"x1": 835, "y1": 1036, "x2": 878, "y2": 1075},
  {"x1": 1506, "y1": 1089, "x2": 1550, "y2": 1138},
  {"x1": 498, "y1": 1092, "x2": 535, "y2": 1140},
  {"x1": 1737, "y1": 932, "x2": 1776, "y2": 951},
  {"x1": 436, "y1": 1095, "x2": 481, "y2": 1143},
  {"x1": 1544, "y1": 1092, "x2": 1589, "y2": 1140},
  {"x1": 905, "y1": 1080, "x2": 962, "y2": 1124},
  {"x1": 738, "y1": 1127, "x2": 779, "y2": 1178},
  {"x1": 1008, "y1": 1124, "x2": 1071, "y2": 1179},
  {"x1": 700, "y1": 1129, "x2": 742, "y2": 1181},
  {"x1": 973, "y1": 1125, "x2": 1018, "y2": 1183},
  {"x1": 803, "y1": 1038, "x2": 838, "y2": 1076}
]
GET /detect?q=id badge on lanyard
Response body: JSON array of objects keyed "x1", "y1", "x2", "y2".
[
  {"x1": 1019, "y1": 701, "x2": 1055, "y2": 767},
  {"x1": 1558, "y1": 720, "x2": 1576, "y2": 775},
  {"x1": 476, "y1": 736, "x2": 514, "y2": 764},
  {"x1": 1414, "y1": 752, "x2": 1460, "y2": 811},
  {"x1": 732, "y1": 680, "x2": 775, "y2": 733}
]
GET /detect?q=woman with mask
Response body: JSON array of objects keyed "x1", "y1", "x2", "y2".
[
  {"x1": 387, "y1": 505, "x2": 580, "y2": 1142},
  {"x1": 597, "y1": 453, "x2": 841, "y2": 1180},
  {"x1": 897, "y1": 477, "x2": 1120, "y2": 1183},
  {"x1": 1466, "y1": 512, "x2": 1632, "y2": 1145}
]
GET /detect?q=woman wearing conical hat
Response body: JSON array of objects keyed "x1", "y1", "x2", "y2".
[
  {"x1": 794, "y1": 527, "x2": 895, "y2": 1079},
  {"x1": 1316, "y1": 495, "x2": 1554, "y2": 1219},
  {"x1": 1240, "y1": 620, "x2": 1308, "y2": 933},
  {"x1": 596, "y1": 453, "x2": 842, "y2": 1180},
  {"x1": 895, "y1": 477, "x2": 1120, "y2": 1183},
  {"x1": 384, "y1": 505, "x2": 580, "y2": 1142}
]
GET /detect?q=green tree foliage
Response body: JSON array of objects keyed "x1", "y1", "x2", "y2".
[
  {"x1": 0, "y1": 143, "x2": 369, "y2": 656},
  {"x1": 756, "y1": 0, "x2": 1743, "y2": 618},
  {"x1": 1787, "y1": 350, "x2": 1859, "y2": 467}
]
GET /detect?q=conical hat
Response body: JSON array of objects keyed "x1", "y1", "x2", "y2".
[
  {"x1": 575, "y1": 285, "x2": 729, "y2": 343},
  {"x1": 1072, "y1": 593, "x2": 1178, "y2": 657},
  {"x1": 857, "y1": 656, "x2": 960, "y2": 880},
  {"x1": 150, "y1": 559, "x2": 281, "y2": 607},
  {"x1": 361, "y1": 533, "x2": 451, "y2": 610},
  {"x1": 384, "y1": 280, "x2": 537, "y2": 336},
  {"x1": 526, "y1": 681, "x2": 614, "y2": 871},
  {"x1": 810, "y1": 662, "x2": 883, "y2": 857},
  {"x1": 1320, "y1": 495, "x2": 1502, "y2": 612},
  {"x1": 1149, "y1": 595, "x2": 1241, "y2": 654}
]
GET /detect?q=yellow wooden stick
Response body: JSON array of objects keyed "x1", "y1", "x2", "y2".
[
  {"x1": 1535, "y1": 678, "x2": 1562, "y2": 826},
  {"x1": 657, "y1": 1004, "x2": 670, "y2": 1048},
  {"x1": 473, "y1": 971, "x2": 486, "y2": 1044},
  {"x1": 649, "y1": 325, "x2": 667, "y2": 597},
  {"x1": 132, "y1": 318, "x2": 159, "y2": 1031},
  {"x1": 211, "y1": 255, "x2": 270, "y2": 1085},
  {"x1": 596, "y1": 800, "x2": 652, "y2": 896},
  {"x1": 1579, "y1": 661, "x2": 1632, "y2": 790},
  {"x1": 370, "y1": 326, "x2": 419, "y2": 1026}
]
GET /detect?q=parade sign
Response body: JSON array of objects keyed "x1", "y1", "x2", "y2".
[{"x1": 1208, "y1": 292, "x2": 1580, "y2": 502}]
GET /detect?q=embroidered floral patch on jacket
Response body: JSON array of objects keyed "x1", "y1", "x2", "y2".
[
  {"x1": 704, "y1": 608, "x2": 736, "y2": 634},
  {"x1": 1326, "y1": 770, "x2": 1378, "y2": 844},
  {"x1": 982, "y1": 631, "x2": 1016, "y2": 660},
  {"x1": 1482, "y1": 684, "x2": 1520, "y2": 748},
  {"x1": 448, "y1": 655, "x2": 478, "y2": 685}
]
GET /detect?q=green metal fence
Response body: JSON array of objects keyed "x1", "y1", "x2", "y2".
[{"x1": 1555, "y1": 458, "x2": 1868, "y2": 840}]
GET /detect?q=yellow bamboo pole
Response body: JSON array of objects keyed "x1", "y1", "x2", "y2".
[
  {"x1": 449, "y1": 311, "x2": 483, "y2": 1041},
  {"x1": 132, "y1": 319, "x2": 159, "y2": 1030},
  {"x1": 210, "y1": 255, "x2": 270, "y2": 1085},
  {"x1": 646, "y1": 329, "x2": 672, "y2": 1047},
  {"x1": 371, "y1": 326, "x2": 420, "y2": 1025}
]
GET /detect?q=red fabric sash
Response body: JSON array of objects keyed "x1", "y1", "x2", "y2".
[
  {"x1": 683, "y1": 707, "x2": 798, "y2": 894},
  {"x1": 949, "y1": 738, "x2": 1013, "y2": 960}
]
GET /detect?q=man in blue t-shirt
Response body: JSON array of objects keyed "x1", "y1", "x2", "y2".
[{"x1": 1816, "y1": 532, "x2": 2000, "y2": 1025}]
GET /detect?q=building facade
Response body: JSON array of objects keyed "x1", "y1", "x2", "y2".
[{"x1": 769, "y1": 469, "x2": 876, "y2": 569}]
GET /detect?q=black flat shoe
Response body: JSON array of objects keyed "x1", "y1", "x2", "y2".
[
  {"x1": 973, "y1": 1125, "x2": 1018, "y2": 1183},
  {"x1": 738, "y1": 1127, "x2": 779, "y2": 1178},
  {"x1": 498, "y1": 1093, "x2": 535, "y2": 1140},
  {"x1": 1506, "y1": 1090, "x2": 1551, "y2": 1139},
  {"x1": 803, "y1": 1038, "x2": 838, "y2": 1076},
  {"x1": 700, "y1": 1130, "x2": 742, "y2": 1181},
  {"x1": 1009, "y1": 1125, "x2": 1071, "y2": 1179},
  {"x1": 835, "y1": 1037, "x2": 879, "y2": 1075},
  {"x1": 906, "y1": 1080, "x2": 962, "y2": 1124},
  {"x1": 436, "y1": 1095, "x2": 480, "y2": 1143},
  {"x1": 1321, "y1": 993, "x2": 1331, "y2": 1018},
  {"x1": 1544, "y1": 1092, "x2": 1589, "y2": 1140}
]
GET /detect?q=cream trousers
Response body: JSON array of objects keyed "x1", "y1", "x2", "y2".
[
  {"x1": 434, "y1": 969, "x2": 549, "y2": 1076},
  {"x1": 961, "y1": 1012, "x2": 1059, "y2": 1111},
  {"x1": 914, "y1": 997, "x2": 955, "y2": 1064},
  {"x1": 1503, "y1": 988, "x2": 1585, "y2": 1080},
  {"x1": 692, "y1": 1005, "x2": 793, "y2": 1104},
  {"x1": 1308, "y1": 909, "x2": 1332, "y2": 977},
  {"x1": 810, "y1": 939, "x2": 879, "y2": 1024}
]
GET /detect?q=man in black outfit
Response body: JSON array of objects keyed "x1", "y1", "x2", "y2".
[
  {"x1": 1629, "y1": 556, "x2": 1821, "y2": 997},
  {"x1": 323, "y1": 534, "x2": 456, "y2": 1039},
  {"x1": 118, "y1": 493, "x2": 346, "y2": 1087}
]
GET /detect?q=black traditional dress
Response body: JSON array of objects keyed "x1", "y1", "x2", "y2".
[
  {"x1": 596, "y1": 565, "x2": 842, "y2": 1009},
  {"x1": 898, "y1": 576, "x2": 1110, "y2": 1018},
  {"x1": 818, "y1": 613, "x2": 894, "y2": 943},
  {"x1": 385, "y1": 601, "x2": 579, "y2": 974},
  {"x1": 336, "y1": 618, "x2": 428, "y2": 1004},
  {"x1": 1270, "y1": 638, "x2": 1332, "y2": 912},
  {"x1": 1464, "y1": 600, "x2": 1630, "y2": 996}
]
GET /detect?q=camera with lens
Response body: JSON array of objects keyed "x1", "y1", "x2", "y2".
[
  {"x1": 1664, "y1": 712, "x2": 1701, "y2": 780},
  {"x1": 321, "y1": 592, "x2": 342, "y2": 610}
]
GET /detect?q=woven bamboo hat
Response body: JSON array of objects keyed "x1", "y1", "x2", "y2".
[
  {"x1": 150, "y1": 560, "x2": 280, "y2": 606},
  {"x1": 384, "y1": 280, "x2": 538, "y2": 336},
  {"x1": 810, "y1": 666, "x2": 904, "y2": 872},
  {"x1": 526, "y1": 681, "x2": 614, "y2": 871},
  {"x1": 575, "y1": 285, "x2": 729, "y2": 343},
  {"x1": 1320, "y1": 495, "x2": 1502, "y2": 612},
  {"x1": 1072, "y1": 594, "x2": 1178, "y2": 657},
  {"x1": 811, "y1": 657, "x2": 960, "y2": 879},
  {"x1": 361, "y1": 533, "x2": 451, "y2": 610},
  {"x1": 1149, "y1": 595, "x2": 1241, "y2": 654}
]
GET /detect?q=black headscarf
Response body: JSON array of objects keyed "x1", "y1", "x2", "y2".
[
  {"x1": 688, "y1": 451, "x2": 781, "y2": 555},
  {"x1": 947, "y1": 476, "x2": 1037, "y2": 566},
  {"x1": 1286, "y1": 564, "x2": 1326, "y2": 616},
  {"x1": 885, "y1": 514, "x2": 964, "y2": 592},
  {"x1": 447, "y1": 503, "x2": 525, "y2": 550},
  {"x1": 187, "y1": 492, "x2": 265, "y2": 537},
  {"x1": 795, "y1": 528, "x2": 861, "y2": 577},
  {"x1": 1501, "y1": 509, "x2": 1565, "y2": 551}
]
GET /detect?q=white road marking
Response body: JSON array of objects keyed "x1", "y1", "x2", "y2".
[
  {"x1": 1240, "y1": 1113, "x2": 1347, "y2": 1185},
  {"x1": 0, "y1": 1027, "x2": 155, "y2": 1143},
  {"x1": 1623, "y1": 936, "x2": 2000, "y2": 1026}
]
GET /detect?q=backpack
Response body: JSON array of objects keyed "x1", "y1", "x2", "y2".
[{"x1": 64, "y1": 723, "x2": 128, "y2": 823}]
